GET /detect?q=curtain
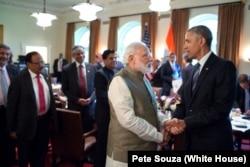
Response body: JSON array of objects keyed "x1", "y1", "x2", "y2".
[
  {"x1": 171, "y1": 9, "x2": 189, "y2": 66},
  {"x1": 141, "y1": 12, "x2": 158, "y2": 58},
  {"x1": 217, "y1": 2, "x2": 244, "y2": 68},
  {"x1": 65, "y1": 23, "x2": 75, "y2": 63},
  {"x1": 89, "y1": 19, "x2": 101, "y2": 63},
  {"x1": 108, "y1": 17, "x2": 119, "y2": 50},
  {"x1": 0, "y1": 25, "x2": 3, "y2": 43}
]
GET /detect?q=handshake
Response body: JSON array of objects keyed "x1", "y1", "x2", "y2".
[{"x1": 159, "y1": 118, "x2": 186, "y2": 146}]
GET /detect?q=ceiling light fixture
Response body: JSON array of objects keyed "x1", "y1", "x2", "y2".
[
  {"x1": 149, "y1": 0, "x2": 171, "y2": 12},
  {"x1": 31, "y1": 0, "x2": 57, "y2": 29},
  {"x1": 72, "y1": 0, "x2": 103, "y2": 22}
]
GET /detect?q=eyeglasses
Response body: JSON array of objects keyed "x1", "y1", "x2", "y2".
[{"x1": 30, "y1": 61, "x2": 44, "y2": 66}]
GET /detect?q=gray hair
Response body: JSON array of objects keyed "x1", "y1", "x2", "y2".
[
  {"x1": 0, "y1": 43, "x2": 10, "y2": 50},
  {"x1": 123, "y1": 41, "x2": 150, "y2": 65}
]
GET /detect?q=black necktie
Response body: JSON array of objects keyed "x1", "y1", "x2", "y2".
[{"x1": 192, "y1": 63, "x2": 200, "y2": 91}]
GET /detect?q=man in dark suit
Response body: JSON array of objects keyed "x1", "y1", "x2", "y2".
[
  {"x1": 0, "y1": 43, "x2": 19, "y2": 167},
  {"x1": 53, "y1": 53, "x2": 68, "y2": 83},
  {"x1": 177, "y1": 52, "x2": 193, "y2": 95},
  {"x1": 161, "y1": 52, "x2": 181, "y2": 96},
  {"x1": 61, "y1": 45, "x2": 97, "y2": 133},
  {"x1": 165, "y1": 25, "x2": 236, "y2": 150},
  {"x1": 181, "y1": 52, "x2": 193, "y2": 83},
  {"x1": 234, "y1": 74, "x2": 250, "y2": 115},
  {"x1": 6, "y1": 51, "x2": 57, "y2": 167},
  {"x1": 95, "y1": 53, "x2": 104, "y2": 70},
  {"x1": 94, "y1": 49, "x2": 117, "y2": 167},
  {"x1": 151, "y1": 59, "x2": 163, "y2": 88},
  {"x1": 233, "y1": 74, "x2": 250, "y2": 150}
]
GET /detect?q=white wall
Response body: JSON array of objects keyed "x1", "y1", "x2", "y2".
[{"x1": 0, "y1": 0, "x2": 250, "y2": 75}]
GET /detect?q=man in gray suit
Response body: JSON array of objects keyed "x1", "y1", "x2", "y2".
[
  {"x1": 7, "y1": 51, "x2": 57, "y2": 167},
  {"x1": 165, "y1": 25, "x2": 236, "y2": 150},
  {"x1": 0, "y1": 43, "x2": 19, "y2": 167},
  {"x1": 61, "y1": 45, "x2": 97, "y2": 133}
]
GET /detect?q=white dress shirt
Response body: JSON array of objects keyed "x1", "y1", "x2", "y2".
[{"x1": 29, "y1": 70, "x2": 50, "y2": 115}]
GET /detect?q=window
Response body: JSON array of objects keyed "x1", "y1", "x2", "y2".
[
  {"x1": 24, "y1": 45, "x2": 48, "y2": 63},
  {"x1": 75, "y1": 27, "x2": 90, "y2": 62},
  {"x1": 117, "y1": 21, "x2": 141, "y2": 61}
]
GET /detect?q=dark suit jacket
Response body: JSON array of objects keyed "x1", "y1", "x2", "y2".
[
  {"x1": 6, "y1": 68, "x2": 57, "y2": 140},
  {"x1": 181, "y1": 63, "x2": 193, "y2": 83},
  {"x1": 6, "y1": 64, "x2": 19, "y2": 79},
  {"x1": 173, "y1": 53, "x2": 236, "y2": 150},
  {"x1": 234, "y1": 83, "x2": 250, "y2": 113},
  {"x1": 178, "y1": 63, "x2": 194, "y2": 94},
  {"x1": 53, "y1": 58, "x2": 68, "y2": 74},
  {"x1": 61, "y1": 62, "x2": 96, "y2": 116},
  {"x1": 151, "y1": 66, "x2": 163, "y2": 87},
  {"x1": 94, "y1": 67, "x2": 116, "y2": 123},
  {"x1": 161, "y1": 61, "x2": 181, "y2": 95}
]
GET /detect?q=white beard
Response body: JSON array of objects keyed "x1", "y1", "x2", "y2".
[{"x1": 135, "y1": 59, "x2": 152, "y2": 74}]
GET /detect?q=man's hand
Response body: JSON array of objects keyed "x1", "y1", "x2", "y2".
[
  {"x1": 78, "y1": 98, "x2": 91, "y2": 106},
  {"x1": 164, "y1": 118, "x2": 186, "y2": 135}
]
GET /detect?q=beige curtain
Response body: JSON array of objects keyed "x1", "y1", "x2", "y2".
[
  {"x1": 65, "y1": 23, "x2": 75, "y2": 63},
  {"x1": 0, "y1": 25, "x2": 3, "y2": 43},
  {"x1": 108, "y1": 17, "x2": 119, "y2": 50},
  {"x1": 141, "y1": 12, "x2": 158, "y2": 58},
  {"x1": 171, "y1": 9, "x2": 189, "y2": 66},
  {"x1": 89, "y1": 19, "x2": 101, "y2": 63},
  {"x1": 217, "y1": 2, "x2": 244, "y2": 68}
]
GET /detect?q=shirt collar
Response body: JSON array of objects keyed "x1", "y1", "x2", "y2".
[
  {"x1": 76, "y1": 62, "x2": 85, "y2": 68},
  {"x1": 197, "y1": 51, "x2": 212, "y2": 70},
  {"x1": 28, "y1": 69, "x2": 43, "y2": 79},
  {"x1": 0, "y1": 65, "x2": 7, "y2": 72}
]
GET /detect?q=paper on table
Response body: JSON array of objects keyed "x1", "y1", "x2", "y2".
[{"x1": 172, "y1": 79, "x2": 183, "y2": 93}]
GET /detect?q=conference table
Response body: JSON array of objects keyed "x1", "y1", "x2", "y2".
[
  {"x1": 52, "y1": 83, "x2": 67, "y2": 108},
  {"x1": 231, "y1": 114, "x2": 250, "y2": 150}
]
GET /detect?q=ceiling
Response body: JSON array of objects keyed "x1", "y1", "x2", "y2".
[{"x1": 0, "y1": 0, "x2": 149, "y2": 14}]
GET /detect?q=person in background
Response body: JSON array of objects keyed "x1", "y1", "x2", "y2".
[
  {"x1": 234, "y1": 74, "x2": 250, "y2": 115},
  {"x1": 165, "y1": 25, "x2": 236, "y2": 150},
  {"x1": 61, "y1": 45, "x2": 97, "y2": 133},
  {"x1": 145, "y1": 58, "x2": 161, "y2": 81},
  {"x1": 0, "y1": 44, "x2": 19, "y2": 167},
  {"x1": 94, "y1": 49, "x2": 117, "y2": 167},
  {"x1": 106, "y1": 42, "x2": 170, "y2": 167},
  {"x1": 233, "y1": 74, "x2": 250, "y2": 150},
  {"x1": 151, "y1": 60, "x2": 163, "y2": 88},
  {"x1": 114, "y1": 51, "x2": 124, "y2": 71},
  {"x1": 181, "y1": 52, "x2": 193, "y2": 83},
  {"x1": 160, "y1": 52, "x2": 181, "y2": 96},
  {"x1": 95, "y1": 53, "x2": 104, "y2": 70},
  {"x1": 177, "y1": 52, "x2": 193, "y2": 95},
  {"x1": 6, "y1": 51, "x2": 57, "y2": 167},
  {"x1": 53, "y1": 53, "x2": 68, "y2": 83}
]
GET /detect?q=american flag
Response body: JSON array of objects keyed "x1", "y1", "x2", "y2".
[{"x1": 142, "y1": 22, "x2": 151, "y2": 50}]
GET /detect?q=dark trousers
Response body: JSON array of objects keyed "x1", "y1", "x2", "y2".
[
  {"x1": 0, "y1": 106, "x2": 17, "y2": 167},
  {"x1": 17, "y1": 116, "x2": 49, "y2": 167},
  {"x1": 94, "y1": 121, "x2": 109, "y2": 167}
]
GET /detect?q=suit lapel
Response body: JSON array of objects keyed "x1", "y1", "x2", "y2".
[{"x1": 191, "y1": 53, "x2": 216, "y2": 100}]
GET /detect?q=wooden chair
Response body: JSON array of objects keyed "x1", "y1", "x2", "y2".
[{"x1": 51, "y1": 108, "x2": 96, "y2": 167}]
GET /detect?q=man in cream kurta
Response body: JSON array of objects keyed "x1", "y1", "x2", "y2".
[{"x1": 106, "y1": 42, "x2": 170, "y2": 167}]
